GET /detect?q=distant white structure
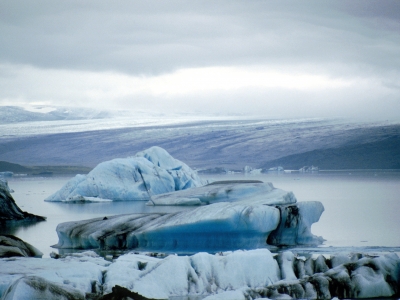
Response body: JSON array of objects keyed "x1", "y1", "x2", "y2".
[
  {"x1": 268, "y1": 166, "x2": 284, "y2": 172},
  {"x1": 0, "y1": 172, "x2": 13, "y2": 177},
  {"x1": 299, "y1": 165, "x2": 319, "y2": 172},
  {"x1": 243, "y1": 165, "x2": 262, "y2": 174}
]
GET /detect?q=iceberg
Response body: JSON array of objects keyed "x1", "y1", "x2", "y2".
[
  {"x1": 45, "y1": 146, "x2": 204, "y2": 202},
  {"x1": 54, "y1": 188, "x2": 323, "y2": 251},
  {"x1": 243, "y1": 166, "x2": 263, "y2": 174},
  {"x1": 0, "y1": 172, "x2": 13, "y2": 178},
  {"x1": 55, "y1": 202, "x2": 281, "y2": 251},
  {"x1": 0, "y1": 250, "x2": 399, "y2": 300}
]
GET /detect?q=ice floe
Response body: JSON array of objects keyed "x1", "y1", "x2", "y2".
[
  {"x1": 54, "y1": 178, "x2": 324, "y2": 251},
  {"x1": 45, "y1": 146, "x2": 204, "y2": 202},
  {"x1": 54, "y1": 202, "x2": 282, "y2": 251}
]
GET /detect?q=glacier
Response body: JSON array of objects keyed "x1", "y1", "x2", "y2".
[
  {"x1": 0, "y1": 249, "x2": 399, "y2": 299},
  {"x1": 45, "y1": 146, "x2": 204, "y2": 202}
]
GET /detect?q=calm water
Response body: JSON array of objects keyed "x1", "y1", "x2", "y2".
[{"x1": 2, "y1": 171, "x2": 400, "y2": 257}]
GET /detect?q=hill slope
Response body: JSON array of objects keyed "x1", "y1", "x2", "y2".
[{"x1": 263, "y1": 136, "x2": 400, "y2": 170}]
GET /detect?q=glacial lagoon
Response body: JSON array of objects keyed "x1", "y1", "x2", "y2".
[{"x1": 2, "y1": 170, "x2": 400, "y2": 257}]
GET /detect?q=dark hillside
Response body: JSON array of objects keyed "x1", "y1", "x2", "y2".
[
  {"x1": 263, "y1": 136, "x2": 400, "y2": 170},
  {"x1": 0, "y1": 161, "x2": 91, "y2": 175},
  {"x1": 0, "y1": 161, "x2": 31, "y2": 173}
]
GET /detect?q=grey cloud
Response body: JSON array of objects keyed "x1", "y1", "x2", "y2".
[
  {"x1": 336, "y1": 0, "x2": 400, "y2": 22},
  {"x1": 0, "y1": 0, "x2": 399, "y2": 121},
  {"x1": 1, "y1": 0, "x2": 399, "y2": 77}
]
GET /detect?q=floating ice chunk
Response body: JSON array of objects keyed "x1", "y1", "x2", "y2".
[
  {"x1": 60, "y1": 196, "x2": 113, "y2": 203},
  {"x1": 45, "y1": 146, "x2": 204, "y2": 202},
  {"x1": 0, "y1": 172, "x2": 13, "y2": 178},
  {"x1": 45, "y1": 174, "x2": 86, "y2": 202},
  {"x1": 54, "y1": 184, "x2": 324, "y2": 251},
  {"x1": 148, "y1": 180, "x2": 297, "y2": 206},
  {"x1": 55, "y1": 202, "x2": 281, "y2": 252}
]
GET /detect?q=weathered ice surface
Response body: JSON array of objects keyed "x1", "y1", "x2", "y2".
[
  {"x1": 0, "y1": 250, "x2": 399, "y2": 299},
  {"x1": 104, "y1": 249, "x2": 280, "y2": 299},
  {"x1": 267, "y1": 201, "x2": 325, "y2": 246},
  {"x1": 252, "y1": 251, "x2": 400, "y2": 300},
  {"x1": 148, "y1": 180, "x2": 297, "y2": 206},
  {"x1": 0, "y1": 180, "x2": 45, "y2": 222},
  {"x1": 0, "y1": 235, "x2": 43, "y2": 258},
  {"x1": 0, "y1": 251, "x2": 109, "y2": 299},
  {"x1": 45, "y1": 146, "x2": 204, "y2": 202},
  {"x1": 55, "y1": 203, "x2": 281, "y2": 252},
  {"x1": 2, "y1": 276, "x2": 86, "y2": 300}
]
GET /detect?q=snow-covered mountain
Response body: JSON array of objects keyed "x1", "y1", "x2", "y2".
[{"x1": 0, "y1": 106, "x2": 115, "y2": 124}]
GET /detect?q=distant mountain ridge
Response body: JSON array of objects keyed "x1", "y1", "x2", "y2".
[
  {"x1": 0, "y1": 106, "x2": 112, "y2": 124},
  {"x1": 0, "y1": 161, "x2": 31, "y2": 173},
  {"x1": 0, "y1": 113, "x2": 399, "y2": 170},
  {"x1": 0, "y1": 161, "x2": 92, "y2": 175}
]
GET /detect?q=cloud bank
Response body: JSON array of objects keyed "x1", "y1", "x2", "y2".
[{"x1": 0, "y1": 0, "x2": 399, "y2": 120}]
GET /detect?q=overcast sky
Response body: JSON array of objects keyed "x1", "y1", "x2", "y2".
[{"x1": 0, "y1": 0, "x2": 399, "y2": 120}]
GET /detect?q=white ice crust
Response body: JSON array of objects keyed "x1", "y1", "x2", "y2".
[
  {"x1": 45, "y1": 146, "x2": 204, "y2": 202},
  {"x1": 148, "y1": 180, "x2": 297, "y2": 206},
  {"x1": 1, "y1": 250, "x2": 399, "y2": 299}
]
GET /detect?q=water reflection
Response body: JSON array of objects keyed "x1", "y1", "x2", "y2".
[{"x1": 1, "y1": 219, "x2": 46, "y2": 236}]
